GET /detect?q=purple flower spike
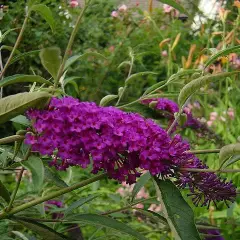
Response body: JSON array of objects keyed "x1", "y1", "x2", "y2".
[{"x1": 25, "y1": 97, "x2": 236, "y2": 206}]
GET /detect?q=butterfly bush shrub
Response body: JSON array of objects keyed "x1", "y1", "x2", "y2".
[{"x1": 0, "y1": 0, "x2": 240, "y2": 239}]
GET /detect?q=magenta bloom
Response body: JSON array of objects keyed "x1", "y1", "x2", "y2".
[
  {"x1": 25, "y1": 97, "x2": 236, "y2": 206},
  {"x1": 45, "y1": 200, "x2": 64, "y2": 219}
]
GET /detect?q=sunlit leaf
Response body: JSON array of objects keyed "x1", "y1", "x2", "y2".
[
  {"x1": 100, "y1": 95, "x2": 118, "y2": 106},
  {"x1": 40, "y1": 47, "x2": 62, "y2": 80},
  {"x1": 204, "y1": 45, "x2": 240, "y2": 69},
  {"x1": 219, "y1": 143, "x2": 240, "y2": 168},
  {"x1": 0, "y1": 92, "x2": 51, "y2": 124},
  {"x1": 178, "y1": 72, "x2": 238, "y2": 107},
  {"x1": 0, "y1": 75, "x2": 52, "y2": 88}
]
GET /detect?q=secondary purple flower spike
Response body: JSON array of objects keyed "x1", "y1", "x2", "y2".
[
  {"x1": 199, "y1": 228, "x2": 224, "y2": 240},
  {"x1": 25, "y1": 97, "x2": 236, "y2": 206},
  {"x1": 141, "y1": 98, "x2": 202, "y2": 129}
]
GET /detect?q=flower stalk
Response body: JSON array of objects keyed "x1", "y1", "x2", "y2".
[
  {"x1": 55, "y1": 0, "x2": 91, "y2": 88},
  {"x1": 0, "y1": 173, "x2": 107, "y2": 220}
]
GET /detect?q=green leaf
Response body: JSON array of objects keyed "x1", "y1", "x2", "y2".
[
  {"x1": 14, "y1": 218, "x2": 67, "y2": 240},
  {"x1": 63, "y1": 77, "x2": 82, "y2": 95},
  {"x1": 9, "y1": 50, "x2": 41, "y2": 65},
  {"x1": 223, "y1": 155, "x2": 240, "y2": 169},
  {"x1": 157, "y1": 0, "x2": 191, "y2": 17},
  {"x1": 40, "y1": 47, "x2": 62, "y2": 80},
  {"x1": 10, "y1": 115, "x2": 30, "y2": 126},
  {"x1": 154, "y1": 178, "x2": 201, "y2": 240},
  {"x1": 64, "y1": 52, "x2": 106, "y2": 71},
  {"x1": 125, "y1": 72, "x2": 158, "y2": 85},
  {"x1": 204, "y1": 45, "x2": 240, "y2": 69},
  {"x1": 0, "y1": 28, "x2": 18, "y2": 43},
  {"x1": 66, "y1": 214, "x2": 147, "y2": 240},
  {"x1": 0, "y1": 92, "x2": 51, "y2": 124},
  {"x1": 64, "y1": 195, "x2": 98, "y2": 217},
  {"x1": 167, "y1": 69, "x2": 202, "y2": 84},
  {"x1": 44, "y1": 166, "x2": 68, "y2": 188},
  {"x1": 143, "y1": 80, "x2": 167, "y2": 95},
  {"x1": 219, "y1": 143, "x2": 240, "y2": 168},
  {"x1": 0, "y1": 45, "x2": 21, "y2": 55},
  {"x1": 11, "y1": 231, "x2": 29, "y2": 240},
  {"x1": 131, "y1": 172, "x2": 151, "y2": 202},
  {"x1": 0, "y1": 180, "x2": 10, "y2": 203},
  {"x1": 178, "y1": 72, "x2": 239, "y2": 107},
  {"x1": 30, "y1": 4, "x2": 55, "y2": 31},
  {"x1": 21, "y1": 156, "x2": 44, "y2": 191},
  {"x1": 0, "y1": 75, "x2": 52, "y2": 88},
  {"x1": 100, "y1": 95, "x2": 118, "y2": 106}
]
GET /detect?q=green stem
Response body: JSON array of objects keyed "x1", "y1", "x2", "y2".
[
  {"x1": 0, "y1": 11, "x2": 30, "y2": 79},
  {"x1": 0, "y1": 135, "x2": 25, "y2": 145},
  {"x1": 0, "y1": 173, "x2": 107, "y2": 220},
  {"x1": 6, "y1": 168, "x2": 25, "y2": 212},
  {"x1": 115, "y1": 50, "x2": 134, "y2": 106},
  {"x1": 6, "y1": 148, "x2": 31, "y2": 212},
  {"x1": 55, "y1": 1, "x2": 91, "y2": 88},
  {"x1": 101, "y1": 197, "x2": 156, "y2": 216},
  {"x1": 180, "y1": 168, "x2": 240, "y2": 173},
  {"x1": 187, "y1": 149, "x2": 220, "y2": 154}
]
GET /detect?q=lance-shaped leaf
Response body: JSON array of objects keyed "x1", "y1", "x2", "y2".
[
  {"x1": 9, "y1": 50, "x2": 41, "y2": 65},
  {"x1": 178, "y1": 72, "x2": 238, "y2": 107},
  {"x1": 44, "y1": 166, "x2": 68, "y2": 188},
  {"x1": 131, "y1": 172, "x2": 151, "y2": 201},
  {"x1": 0, "y1": 180, "x2": 10, "y2": 203},
  {"x1": 64, "y1": 195, "x2": 98, "y2": 217},
  {"x1": 0, "y1": 75, "x2": 52, "y2": 88},
  {"x1": 14, "y1": 218, "x2": 67, "y2": 240},
  {"x1": 40, "y1": 47, "x2": 62, "y2": 80},
  {"x1": 65, "y1": 214, "x2": 147, "y2": 240},
  {"x1": 64, "y1": 52, "x2": 106, "y2": 71},
  {"x1": 0, "y1": 92, "x2": 51, "y2": 124},
  {"x1": 30, "y1": 4, "x2": 55, "y2": 31},
  {"x1": 100, "y1": 94, "x2": 118, "y2": 106},
  {"x1": 204, "y1": 45, "x2": 240, "y2": 69},
  {"x1": 154, "y1": 178, "x2": 201, "y2": 240},
  {"x1": 125, "y1": 72, "x2": 158, "y2": 85},
  {"x1": 22, "y1": 156, "x2": 44, "y2": 192},
  {"x1": 219, "y1": 143, "x2": 240, "y2": 168}
]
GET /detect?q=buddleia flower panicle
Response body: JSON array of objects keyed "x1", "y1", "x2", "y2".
[{"x1": 25, "y1": 97, "x2": 236, "y2": 206}]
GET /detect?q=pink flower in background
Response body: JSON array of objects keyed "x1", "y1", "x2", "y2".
[
  {"x1": 109, "y1": 45, "x2": 115, "y2": 52},
  {"x1": 135, "y1": 203, "x2": 144, "y2": 209},
  {"x1": 227, "y1": 108, "x2": 234, "y2": 120},
  {"x1": 207, "y1": 121, "x2": 213, "y2": 127},
  {"x1": 161, "y1": 50, "x2": 168, "y2": 57},
  {"x1": 118, "y1": 4, "x2": 127, "y2": 12},
  {"x1": 148, "y1": 204, "x2": 161, "y2": 212},
  {"x1": 70, "y1": 0, "x2": 79, "y2": 8},
  {"x1": 210, "y1": 112, "x2": 218, "y2": 121},
  {"x1": 111, "y1": 10, "x2": 118, "y2": 18},
  {"x1": 163, "y1": 4, "x2": 173, "y2": 13}
]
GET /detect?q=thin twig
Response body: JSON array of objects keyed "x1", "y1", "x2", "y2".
[
  {"x1": 6, "y1": 148, "x2": 31, "y2": 212},
  {"x1": 55, "y1": 1, "x2": 91, "y2": 88},
  {"x1": 180, "y1": 168, "x2": 240, "y2": 173},
  {"x1": 187, "y1": 149, "x2": 220, "y2": 154},
  {"x1": 0, "y1": 11, "x2": 30, "y2": 79}
]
